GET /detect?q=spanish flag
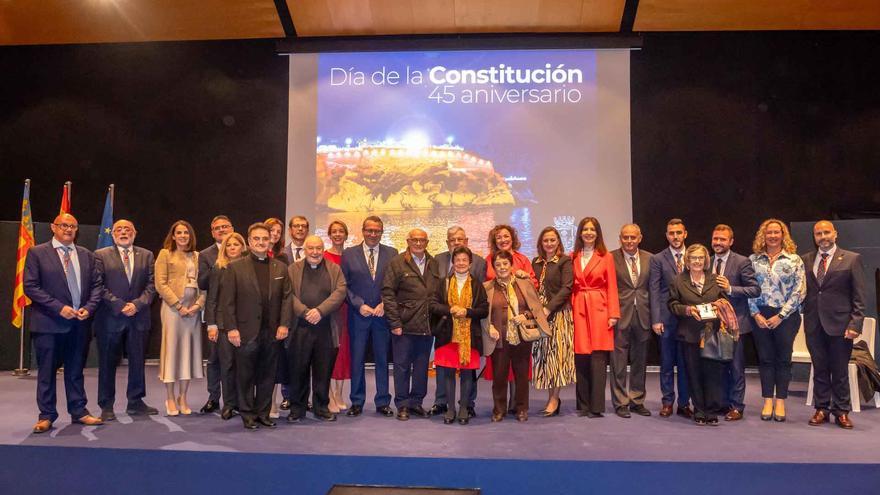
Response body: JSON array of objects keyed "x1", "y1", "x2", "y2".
[
  {"x1": 12, "y1": 180, "x2": 35, "y2": 329},
  {"x1": 59, "y1": 181, "x2": 71, "y2": 215}
]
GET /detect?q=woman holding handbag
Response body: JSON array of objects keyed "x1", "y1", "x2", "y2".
[
  {"x1": 668, "y1": 244, "x2": 729, "y2": 426},
  {"x1": 483, "y1": 250, "x2": 550, "y2": 422}
]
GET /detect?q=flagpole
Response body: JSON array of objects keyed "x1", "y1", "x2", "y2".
[
  {"x1": 13, "y1": 179, "x2": 31, "y2": 377},
  {"x1": 66, "y1": 180, "x2": 72, "y2": 208}
]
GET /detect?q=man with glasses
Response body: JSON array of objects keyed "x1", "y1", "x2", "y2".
[
  {"x1": 340, "y1": 216, "x2": 399, "y2": 417},
  {"x1": 430, "y1": 226, "x2": 485, "y2": 417},
  {"x1": 282, "y1": 216, "x2": 310, "y2": 264},
  {"x1": 94, "y1": 220, "x2": 158, "y2": 421},
  {"x1": 383, "y1": 229, "x2": 439, "y2": 420},
  {"x1": 24, "y1": 213, "x2": 104, "y2": 433},
  {"x1": 198, "y1": 215, "x2": 234, "y2": 414}
]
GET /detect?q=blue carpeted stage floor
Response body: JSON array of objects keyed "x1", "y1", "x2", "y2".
[{"x1": 1, "y1": 367, "x2": 879, "y2": 494}]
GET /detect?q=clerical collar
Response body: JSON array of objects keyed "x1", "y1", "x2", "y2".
[
  {"x1": 308, "y1": 258, "x2": 324, "y2": 269},
  {"x1": 251, "y1": 253, "x2": 268, "y2": 263}
]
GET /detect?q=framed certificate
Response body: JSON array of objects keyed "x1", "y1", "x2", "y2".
[{"x1": 696, "y1": 303, "x2": 718, "y2": 320}]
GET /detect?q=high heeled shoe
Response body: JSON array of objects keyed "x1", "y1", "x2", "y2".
[
  {"x1": 760, "y1": 400, "x2": 773, "y2": 421},
  {"x1": 541, "y1": 399, "x2": 561, "y2": 417},
  {"x1": 176, "y1": 397, "x2": 192, "y2": 415},
  {"x1": 165, "y1": 399, "x2": 179, "y2": 417}
]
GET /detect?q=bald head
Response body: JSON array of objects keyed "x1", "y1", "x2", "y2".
[
  {"x1": 813, "y1": 220, "x2": 837, "y2": 251},
  {"x1": 407, "y1": 229, "x2": 429, "y2": 256},
  {"x1": 112, "y1": 219, "x2": 137, "y2": 248},
  {"x1": 619, "y1": 223, "x2": 642, "y2": 255},
  {"x1": 304, "y1": 235, "x2": 325, "y2": 264},
  {"x1": 51, "y1": 213, "x2": 78, "y2": 245}
]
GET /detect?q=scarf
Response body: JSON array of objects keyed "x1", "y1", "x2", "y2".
[
  {"x1": 447, "y1": 274, "x2": 474, "y2": 365},
  {"x1": 497, "y1": 280, "x2": 522, "y2": 346},
  {"x1": 711, "y1": 298, "x2": 740, "y2": 339}
]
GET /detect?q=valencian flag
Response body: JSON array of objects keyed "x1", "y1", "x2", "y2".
[
  {"x1": 96, "y1": 184, "x2": 115, "y2": 249},
  {"x1": 12, "y1": 180, "x2": 35, "y2": 329},
  {"x1": 59, "y1": 181, "x2": 71, "y2": 214}
]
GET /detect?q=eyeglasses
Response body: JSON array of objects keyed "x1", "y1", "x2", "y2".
[
  {"x1": 212, "y1": 224, "x2": 232, "y2": 231},
  {"x1": 688, "y1": 256, "x2": 706, "y2": 261},
  {"x1": 54, "y1": 223, "x2": 78, "y2": 231},
  {"x1": 363, "y1": 229, "x2": 383, "y2": 235},
  {"x1": 448, "y1": 237, "x2": 467, "y2": 242},
  {"x1": 408, "y1": 238, "x2": 428, "y2": 244},
  {"x1": 290, "y1": 223, "x2": 308, "y2": 229}
]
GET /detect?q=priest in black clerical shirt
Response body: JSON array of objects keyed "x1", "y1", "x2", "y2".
[
  {"x1": 220, "y1": 223, "x2": 292, "y2": 430},
  {"x1": 287, "y1": 235, "x2": 347, "y2": 422}
]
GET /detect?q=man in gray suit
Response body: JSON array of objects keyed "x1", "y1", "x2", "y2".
[
  {"x1": 429, "y1": 226, "x2": 486, "y2": 417},
  {"x1": 802, "y1": 220, "x2": 866, "y2": 429},
  {"x1": 609, "y1": 224, "x2": 653, "y2": 418}
]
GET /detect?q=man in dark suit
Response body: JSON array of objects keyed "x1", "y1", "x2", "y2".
[
  {"x1": 220, "y1": 222, "x2": 292, "y2": 430},
  {"x1": 610, "y1": 224, "x2": 653, "y2": 418},
  {"x1": 281, "y1": 215, "x2": 309, "y2": 264},
  {"x1": 383, "y1": 229, "x2": 439, "y2": 420},
  {"x1": 287, "y1": 235, "x2": 347, "y2": 422},
  {"x1": 23, "y1": 213, "x2": 104, "y2": 433},
  {"x1": 430, "y1": 226, "x2": 486, "y2": 417},
  {"x1": 340, "y1": 215, "x2": 398, "y2": 417},
  {"x1": 802, "y1": 220, "x2": 866, "y2": 429},
  {"x1": 709, "y1": 224, "x2": 760, "y2": 421},
  {"x1": 648, "y1": 218, "x2": 692, "y2": 418},
  {"x1": 94, "y1": 219, "x2": 157, "y2": 421},
  {"x1": 198, "y1": 214, "x2": 234, "y2": 414}
]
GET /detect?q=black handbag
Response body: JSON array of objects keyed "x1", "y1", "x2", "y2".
[{"x1": 700, "y1": 324, "x2": 737, "y2": 362}]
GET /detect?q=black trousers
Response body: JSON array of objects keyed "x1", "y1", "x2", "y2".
[
  {"x1": 288, "y1": 326, "x2": 336, "y2": 417},
  {"x1": 490, "y1": 341, "x2": 531, "y2": 415},
  {"x1": 96, "y1": 326, "x2": 149, "y2": 410},
  {"x1": 233, "y1": 333, "x2": 278, "y2": 422},
  {"x1": 610, "y1": 322, "x2": 649, "y2": 409},
  {"x1": 217, "y1": 332, "x2": 238, "y2": 409},
  {"x1": 751, "y1": 307, "x2": 801, "y2": 399},
  {"x1": 440, "y1": 366, "x2": 474, "y2": 420},
  {"x1": 205, "y1": 339, "x2": 221, "y2": 403},
  {"x1": 805, "y1": 325, "x2": 855, "y2": 414},
  {"x1": 681, "y1": 341, "x2": 725, "y2": 420},
  {"x1": 32, "y1": 326, "x2": 91, "y2": 422},
  {"x1": 392, "y1": 334, "x2": 433, "y2": 409},
  {"x1": 575, "y1": 351, "x2": 609, "y2": 414}
]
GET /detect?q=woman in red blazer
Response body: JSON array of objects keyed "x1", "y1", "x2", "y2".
[{"x1": 571, "y1": 217, "x2": 620, "y2": 417}]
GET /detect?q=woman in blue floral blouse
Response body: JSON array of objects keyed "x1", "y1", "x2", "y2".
[{"x1": 748, "y1": 219, "x2": 806, "y2": 422}]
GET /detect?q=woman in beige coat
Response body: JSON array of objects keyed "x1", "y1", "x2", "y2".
[{"x1": 155, "y1": 220, "x2": 206, "y2": 416}]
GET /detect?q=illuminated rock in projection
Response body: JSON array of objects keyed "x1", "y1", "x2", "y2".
[{"x1": 316, "y1": 144, "x2": 516, "y2": 211}]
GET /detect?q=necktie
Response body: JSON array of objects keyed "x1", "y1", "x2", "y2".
[
  {"x1": 675, "y1": 253, "x2": 683, "y2": 274},
  {"x1": 715, "y1": 258, "x2": 723, "y2": 276},
  {"x1": 817, "y1": 253, "x2": 829, "y2": 285},
  {"x1": 123, "y1": 248, "x2": 132, "y2": 283},
  {"x1": 629, "y1": 256, "x2": 639, "y2": 286},
  {"x1": 295, "y1": 247, "x2": 302, "y2": 261},
  {"x1": 61, "y1": 246, "x2": 81, "y2": 309},
  {"x1": 368, "y1": 248, "x2": 376, "y2": 279}
]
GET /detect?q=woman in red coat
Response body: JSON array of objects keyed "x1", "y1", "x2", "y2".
[
  {"x1": 323, "y1": 220, "x2": 351, "y2": 413},
  {"x1": 571, "y1": 217, "x2": 620, "y2": 417}
]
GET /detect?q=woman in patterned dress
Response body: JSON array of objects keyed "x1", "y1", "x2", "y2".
[{"x1": 531, "y1": 227, "x2": 575, "y2": 417}]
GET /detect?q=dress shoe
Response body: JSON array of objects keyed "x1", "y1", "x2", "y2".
[
  {"x1": 491, "y1": 413, "x2": 504, "y2": 422},
  {"x1": 176, "y1": 397, "x2": 192, "y2": 415},
  {"x1": 809, "y1": 409, "x2": 830, "y2": 426},
  {"x1": 542, "y1": 406, "x2": 560, "y2": 418},
  {"x1": 630, "y1": 404, "x2": 652, "y2": 417},
  {"x1": 396, "y1": 407, "x2": 410, "y2": 421},
  {"x1": 243, "y1": 418, "x2": 259, "y2": 430},
  {"x1": 410, "y1": 405, "x2": 430, "y2": 418},
  {"x1": 615, "y1": 407, "x2": 631, "y2": 419},
  {"x1": 707, "y1": 417, "x2": 720, "y2": 426},
  {"x1": 100, "y1": 409, "x2": 117, "y2": 422},
  {"x1": 269, "y1": 411, "x2": 280, "y2": 419},
  {"x1": 165, "y1": 399, "x2": 179, "y2": 417},
  {"x1": 725, "y1": 409, "x2": 743, "y2": 422},
  {"x1": 220, "y1": 407, "x2": 237, "y2": 421},
  {"x1": 834, "y1": 413, "x2": 854, "y2": 430},
  {"x1": 773, "y1": 413, "x2": 786, "y2": 422},
  {"x1": 200, "y1": 400, "x2": 218, "y2": 414},
  {"x1": 659, "y1": 404, "x2": 673, "y2": 417},
  {"x1": 256, "y1": 416, "x2": 277, "y2": 428},
  {"x1": 694, "y1": 416, "x2": 708, "y2": 426},
  {"x1": 346, "y1": 405, "x2": 363, "y2": 417},
  {"x1": 126, "y1": 401, "x2": 159, "y2": 416},
  {"x1": 32, "y1": 419, "x2": 53, "y2": 434},
  {"x1": 458, "y1": 417, "x2": 470, "y2": 425},
  {"x1": 443, "y1": 416, "x2": 455, "y2": 425},
  {"x1": 314, "y1": 411, "x2": 337, "y2": 422},
  {"x1": 516, "y1": 411, "x2": 528, "y2": 422},
  {"x1": 73, "y1": 414, "x2": 104, "y2": 426},
  {"x1": 279, "y1": 399, "x2": 291, "y2": 411},
  {"x1": 467, "y1": 406, "x2": 476, "y2": 418},
  {"x1": 676, "y1": 406, "x2": 694, "y2": 419},
  {"x1": 430, "y1": 404, "x2": 448, "y2": 416},
  {"x1": 286, "y1": 413, "x2": 303, "y2": 423},
  {"x1": 376, "y1": 405, "x2": 394, "y2": 417}
]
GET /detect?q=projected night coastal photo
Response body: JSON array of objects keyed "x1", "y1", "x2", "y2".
[{"x1": 307, "y1": 49, "x2": 630, "y2": 256}]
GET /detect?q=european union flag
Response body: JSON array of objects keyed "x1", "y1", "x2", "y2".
[{"x1": 96, "y1": 185, "x2": 114, "y2": 249}]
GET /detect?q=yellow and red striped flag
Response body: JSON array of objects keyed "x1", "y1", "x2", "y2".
[
  {"x1": 12, "y1": 179, "x2": 35, "y2": 329},
  {"x1": 59, "y1": 181, "x2": 71, "y2": 215}
]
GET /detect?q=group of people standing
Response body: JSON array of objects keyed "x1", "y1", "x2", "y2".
[{"x1": 23, "y1": 211, "x2": 866, "y2": 433}]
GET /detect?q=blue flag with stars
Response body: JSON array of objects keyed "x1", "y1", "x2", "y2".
[{"x1": 96, "y1": 187, "x2": 114, "y2": 249}]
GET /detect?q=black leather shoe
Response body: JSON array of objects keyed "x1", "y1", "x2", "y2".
[
  {"x1": 676, "y1": 406, "x2": 694, "y2": 419},
  {"x1": 410, "y1": 405, "x2": 430, "y2": 418},
  {"x1": 243, "y1": 418, "x2": 259, "y2": 430},
  {"x1": 220, "y1": 407, "x2": 237, "y2": 420},
  {"x1": 286, "y1": 413, "x2": 303, "y2": 423},
  {"x1": 376, "y1": 405, "x2": 394, "y2": 417},
  {"x1": 467, "y1": 406, "x2": 476, "y2": 418},
  {"x1": 443, "y1": 416, "x2": 455, "y2": 425},
  {"x1": 346, "y1": 405, "x2": 363, "y2": 417},
  {"x1": 579, "y1": 411, "x2": 603, "y2": 418},
  {"x1": 314, "y1": 410, "x2": 337, "y2": 422},
  {"x1": 126, "y1": 401, "x2": 159, "y2": 416},
  {"x1": 629, "y1": 404, "x2": 652, "y2": 417},
  {"x1": 100, "y1": 409, "x2": 117, "y2": 422},
  {"x1": 615, "y1": 407, "x2": 631, "y2": 419},
  {"x1": 458, "y1": 417, "x2": 469, "y2": 425},
  {"x1": 279, "y1": 399, "x2": 291, "y2": 411},
  {"x1": 257, "y1": 416, "x2": 276, "y2": 428},
  {"x1": 200, "y1": 400, "x2": 219, "y2": 414},
  {"x1": 429, "y1": 404, "x2": 447, "y2": 416},
  {"x1": 396, "y1": 407, "x2": 410, "y2": 421}
]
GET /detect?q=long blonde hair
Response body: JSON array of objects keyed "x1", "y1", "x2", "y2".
[
  {"x1": 752, "y1": 218, "x2": 797, "y2": 254},
  {"x1": 216, "y1": 233, "x2": 247, "y2": 269}
]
